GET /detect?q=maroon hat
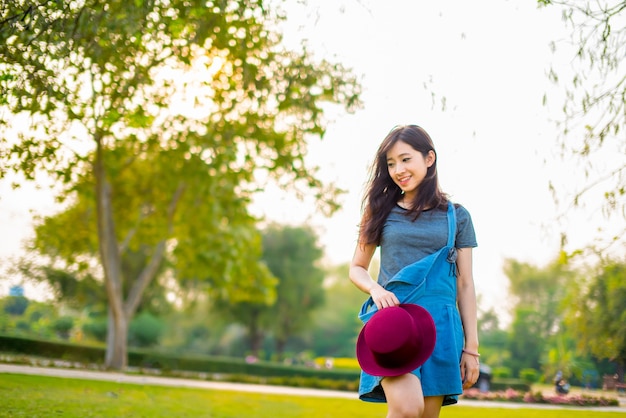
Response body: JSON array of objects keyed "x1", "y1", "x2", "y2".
[{"x1": 356, "y1": 304, "x2": 436, "y2": 377}]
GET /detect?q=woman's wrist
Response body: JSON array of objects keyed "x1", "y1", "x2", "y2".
[
  {"x1": 462, "y1": 348, "x2": 480, "y2": 357},
  {"x1": 367, "y1": 281, "x2": 380, "y2": 294}
]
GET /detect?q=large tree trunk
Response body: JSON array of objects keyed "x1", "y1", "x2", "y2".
[
  {"x1": 94, "y1": 133, "x2": 184, "y2": 370},
  {"x1": 94, "y1": 135, "x2": 127, "y2": 370},
  {"x1": 105, "y1": 307, "x2": 128, "y2": 369}
]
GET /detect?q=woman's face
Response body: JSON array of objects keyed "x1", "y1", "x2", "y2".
[{"x1": 386, "y1": 140, "x2": 435, "y2": 199}]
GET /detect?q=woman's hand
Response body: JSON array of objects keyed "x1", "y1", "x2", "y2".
[
  {"x1": 460, "y1": 352, "x2": 480, "y2": 389},
  {"x1": 369, "y1": 283, "x2": 400, "y2": 310}
]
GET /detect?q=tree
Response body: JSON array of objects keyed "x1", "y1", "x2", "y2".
[
  {"x1": 476, "y1": 308, "x2": 509, "y2": 368},
  {"x1": 504, "y1": 256, "x2": 571, "y2": 336},
  {"x1": 0, "y1": 0, "x2": 361, "y2": 369},
  {"x1": 539, "y1": 1, "x2": 626, "y2": 242},
  {"x1": 52, "y1": 316, "x2": 74, "y2": 340},
  {"x1": 216, "y1": 225, "x2": 326, "y2": 358},
  {"x1": 503, "y1": 256, "x2": 573, "y2": 376},
  {"x1": 20, "y1": 212, "x2": 175, "y2": 316},
  {"x1": 213, "y1": 297, "x2": 271, "y2": 357},
  {"x1": 564, "y1": 259, "x2": 626, "y2": 382},
  {"x1": 261, "y1": 225, "x2": 325, "y2": 359},
  {"x1": 308, "y1": 263, "x2": 365, "y2": 358},
  {"x1": 3, "y1": 296, "x2": 29, "y2": 316},
  {"x1": 508, "y1": 308, "x2": 545, "y2": 374}
]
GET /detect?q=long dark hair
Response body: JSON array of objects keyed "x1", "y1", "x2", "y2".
[{"x1": 359, "y1": 125, "x2": 448, "y2": 245}]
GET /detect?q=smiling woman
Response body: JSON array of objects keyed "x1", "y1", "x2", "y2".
[{"x1": 349, "y1": 125, "x2": 479, "y2": 418}]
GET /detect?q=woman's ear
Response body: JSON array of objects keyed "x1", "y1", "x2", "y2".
[{"x1": 426, "y1": 150, "x2": 436, "y2": 167}]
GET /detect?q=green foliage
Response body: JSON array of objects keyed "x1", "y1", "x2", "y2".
[
  {"x1": 0, "y1": 333, "x2": 359, "y2": 382},
  {"x1": 214, "y1": 225, "x2": 327, "y2": 357},
  {"x1": 477, "y1": 307, "x2": 509, "y2": 368},
  {"x1": 261, "y1": 225, "x2": 326, "y2": 356},
  {"x1": 128, "y1": 311, "x2": 165, "y2": 348},
  {"x1": 492, "y1": 367, "x2": 512, "y2": 378},
  {"x1": 503, "y1": 256, "x2": 573, "y2": 376},
  {"x1": 309, "y1": 263, "x2": 364, "y2": 358},
  {"x1": 52, "y1": 316, "x2": 75, "y2": 340},
  {"x1": 0, "y1": 334, "x2": 105, "y2": 363},
  {"x1": 519, "y1": 368, "x2": 540, "y2": 384},
  {"x1": 542, "y1": 333, "x2": 589, "y2": 384},
  {"x1": 504, "y1": 256, "x2": 571, "y2": 333},
  {"x1": 0, "y1": 0, "x2": 361, "y2": 369},
  {"x1": 162, "y1": 301, "x2": 243, "y2": 357},
  {"x1": 564, "y1": 259, "x2": 626, "y2": 372},
  {"x1": 82, "y1": 318, "x2": 108, "y2": 343},
  {"x1": 14, "y1": 320, "x2": 31, "y2": 333},
  {"x1": 3, "y1": 296, "x2": 29, "y2": 316},
  {"x1": 0, "y1": 298, "x2": 61, "y2": 339}
]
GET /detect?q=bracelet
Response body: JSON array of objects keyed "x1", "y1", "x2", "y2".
[{"x1": 462, "y1": 348, "x2": 481, "y2": 357}]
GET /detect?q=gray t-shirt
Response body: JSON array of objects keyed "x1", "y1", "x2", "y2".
[{"x1": 378, "y1": 203, "x2": 477, "y2": 287}]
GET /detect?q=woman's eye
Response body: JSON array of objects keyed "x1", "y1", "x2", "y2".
[{"x1": 403, "y1": 158, "x2": 411, "y2": 163}]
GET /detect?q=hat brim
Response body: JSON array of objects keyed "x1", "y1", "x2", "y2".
[{"x1": 356, "y1": 304, "x2": 436, "y2": 377}]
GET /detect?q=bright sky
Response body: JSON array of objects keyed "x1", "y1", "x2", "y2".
[
  {"x1": 252, "y1": 0, "x2": 625, "y2": 319},
  {"x1": 1, "y1": 1, "x2": 622, "y2": 320}
]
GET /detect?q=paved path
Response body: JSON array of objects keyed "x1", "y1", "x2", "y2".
[{"x1": 1, "y1": 363, "x2": 625, "y2": 413}]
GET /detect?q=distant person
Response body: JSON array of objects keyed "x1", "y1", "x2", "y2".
[
  {"x1": 554, "y1": 370, "x2": 569, "y2": 394},
  {"x1": 349, "y1": 125, "x2": 479, "y2": 418},
  {"x1": 556, "y1": 378, "x2": 570, "y2": 395}
]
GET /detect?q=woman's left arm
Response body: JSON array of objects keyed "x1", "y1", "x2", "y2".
[{"x1": 456, "y1": 247, "x2": 480, "y2": 389}]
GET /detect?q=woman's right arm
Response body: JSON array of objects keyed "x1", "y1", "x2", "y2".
[{"x1": 349, "y1": 242, "x2": 400, "y2": 309}]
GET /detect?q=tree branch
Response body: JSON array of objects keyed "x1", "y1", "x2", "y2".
[{"x1": 124, "y1": 182, "x2": 185, "y2": 317}]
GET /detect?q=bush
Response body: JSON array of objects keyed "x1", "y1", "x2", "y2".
[
  {"x1": 492, "y1": 366, "x2": 512, "y2": 378},
  {"x1": 129, "y1": 312, "x2": 164, "y2": 348},
  {"x1": 519, "y1": 368, "x2": 539, "y2": 384},
  {"x1": 4, "y1": 296, "x2": 29, "y2": 316},
  {"x1": 53, "y1": 316, "x2": 75, "y2": 340},
  {"x1": 82, "y1": 319, "x2": 107, "y2": 342},
  {"x1": 15, "y1": 320, "x2": 31, "y2": 333},
  {"x1": 0, "y1": 334, "x2": 359, "y2": 384},
  {"x1": 0, "y1": 334, "x2": 105, "y2": 363},
  {"x1": 489, "y1": 378, "x2": 530, "y2": 392}
]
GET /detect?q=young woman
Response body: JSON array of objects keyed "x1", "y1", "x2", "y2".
[{"x1": 349, "y1": 125, "x2": 480, "y2": 418}]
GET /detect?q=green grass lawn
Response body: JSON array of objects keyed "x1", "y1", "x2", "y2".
[{"x1": 0, "y1": 373, "x2": 623, "y2": 418}]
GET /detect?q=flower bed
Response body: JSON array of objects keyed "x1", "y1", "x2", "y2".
[{"x1": 462, "y1": 388, "x2": 619, "y2": 407}]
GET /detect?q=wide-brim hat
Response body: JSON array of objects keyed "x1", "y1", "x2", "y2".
[{"x1": 356, "y1": 304, "x2": 436, "y2": 377}]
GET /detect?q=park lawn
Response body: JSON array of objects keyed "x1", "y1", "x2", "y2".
[{"x1": 0, "y1": 373, "x2": 622, "y2": 418}]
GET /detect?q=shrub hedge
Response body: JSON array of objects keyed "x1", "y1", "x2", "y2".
[
  {"x1": 0, "y1": 334, "x2": 358, "y2": 382},
  {"x1": 489, "y1": 378, "x2": 531, "y2": 392},
  {"x1": 0, "y1": 334, "x2": 531, "y2": 393}
]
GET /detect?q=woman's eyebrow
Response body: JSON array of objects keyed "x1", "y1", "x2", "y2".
[{"x1": 387, "y1": 152, "x2": 411, "y2": 162}]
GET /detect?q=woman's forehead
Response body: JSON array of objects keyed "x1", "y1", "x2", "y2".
[{"x1": 386, "y1": 141, "x2": 415, "y2": 159}]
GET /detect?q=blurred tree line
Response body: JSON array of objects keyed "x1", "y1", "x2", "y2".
[
  {"x1": 3, "y1": 235, "x2": 626, "y2": 386},
  {"x1": 2, "y1": 224, "x2": 366, "y2": 364}
]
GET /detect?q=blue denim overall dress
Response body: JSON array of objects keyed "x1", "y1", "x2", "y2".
[{"x1": 357, "y1": 201, "x2": 464, "y2": 406}]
